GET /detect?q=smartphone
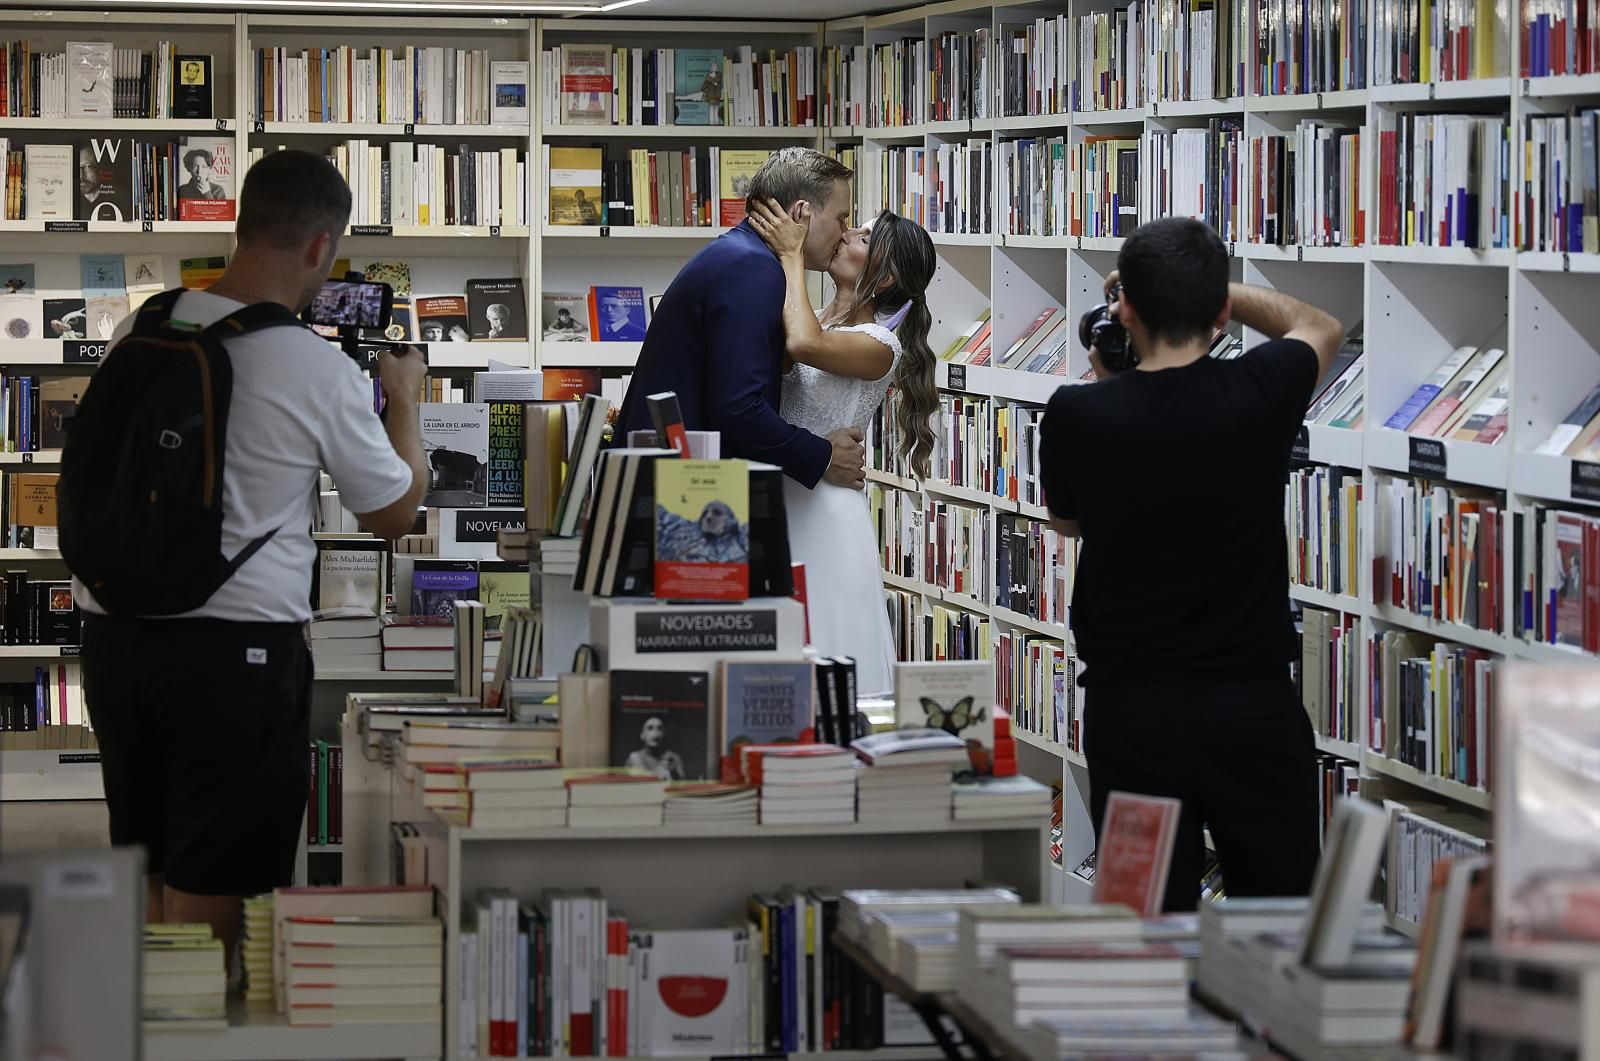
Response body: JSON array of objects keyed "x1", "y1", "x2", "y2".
[{"x1": 307, "y1": 279, "x2": 393, "y2": 330}]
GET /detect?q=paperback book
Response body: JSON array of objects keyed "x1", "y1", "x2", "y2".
[
  {"x1": 718, "y1": 659, "x2": 814, "y2": 777},
  {"x1": 416, "y1": 297, "x2": 470, "y2": 343},
  {"x1": 548, "y1": 147, "x2": 603, "y2": 224},
  {"x1": 175, "y1": 136, "x2": 234, "y2": 221},
  {"x1": 420, "y1": 403, "x2": 489, "y2": 507},
  {"x1": 409, "y1": 559, "x2": 478, "y2": 620},
  {"x1": 609, "y1": 669, "x2": 711, "y2": 781},
  {"x1": 74, "y1": 138, "x2": 133, "y2": 222},
  {"x1": 464, "y1": 278, "x2": 527, "y2": 341},
  {"x1": 588, "y1": 285, "x2": 647, "y2": 342},
  {"x1": 541, "y1": 293, "x2": 590, "y2": 341},
  {"x1": 654, "y1": 459, "x2": 750, "y2": 601}
]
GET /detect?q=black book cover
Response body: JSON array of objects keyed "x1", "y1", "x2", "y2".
[
  {"x1": 814, "y1": 663, "x2": 839, "y2": 745},
  {"x1": 760, "y1": 894, "x2": 783, "y2": 1052},
  {"x1": 173, "y1": 55, "x2": 213, "y2": 119},
  {"x1": 74, "y1": 139, "x2": 134, "y2": 222},
  {"x1": 748, "y1": 466, "x2": 794, "y2": 597},
  {"x1": 830, "y1": 656, "x2": 858, "y2": 745},
  {"x1": 604, "y1": 450, "x2": 676, "y2": 597},
  {"x1": 607, "y1": 669, "x2": 710, "y2": 781},
  {"x1": 464, "y1": 277, "x2": 528, "y2": 341},
  {"x1": 5, "y1": 571, "x2": 25, "y2": 646},
  {"x1": 573, "y1": 448, "x2": 625, "y2": 595},
  {"x1": 31, "y1": 581, "x2": 78, "y2": 645}
]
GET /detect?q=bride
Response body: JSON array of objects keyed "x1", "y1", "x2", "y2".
[{"x1": 746, "y1": 197, "x2": 938, "y2": 696}]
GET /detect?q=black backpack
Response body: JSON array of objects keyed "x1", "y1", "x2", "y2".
[{"x1": 59, "y1": 289, "x2": 307, "y2": 616}]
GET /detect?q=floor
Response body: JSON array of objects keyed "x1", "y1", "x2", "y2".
[{"x1": 0, "y1": 800, "x2": 110, "y2": 853}]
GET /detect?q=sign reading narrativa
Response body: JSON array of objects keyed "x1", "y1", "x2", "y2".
[{"x1": 633, "y1": 610, "x2": 778, "y2": 653}]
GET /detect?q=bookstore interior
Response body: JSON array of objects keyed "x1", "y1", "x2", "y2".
[{"x1": 0, "y1": 0, "x2": 1598, "y2": 1057}]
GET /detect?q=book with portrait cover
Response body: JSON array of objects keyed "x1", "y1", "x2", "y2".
[
  {"x1": 717, "y1": 659, "x2": 814, "y2": 780},
  {"x1": 409, "y1": 559, "x2": 478, "y2": 620},
  {"x1": 172, "y1": 54, "x2": 214, "y2": 119},
  {"x1": 609, "y1": 668, "x2": 711, "y2": 781},
  {"x1": 548, "y1": 147, "x2": 603, "y2": 224},
  {"x1": 416, "y1": 297, "x2": 470, "y2": 343},
  {"x1": 464, "y1": 278, "x2": 527, "y2": 341},
  {"x1": 558, "y1": 45, "x2": 612, "y2": 125},
  {"x1": 541, "y1": 292, "x2": 590, "y2": 341},
  {"x1": 312, "y1": 538, "x2": 388, "y2": 615},
  {"x1": 654, "y1": 459, "x2": 750, "y2": 602},
  {"x1": 73, "y1": 138, "x2": 133, "y2": 222},
  {"x1": 587, "y1": 285, "x2": 647, "y2": 342},
  {"x1": 175, "y1": 136, "x2": 235, "y2": 221},
  {"x1": 420, "y1": 402, "x2": 489, "y2": 507}
]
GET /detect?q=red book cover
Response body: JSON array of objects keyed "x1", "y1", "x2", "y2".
[
  {"x1": 542, "y1": 367, "x2": 602, "y2": 402},
  {"x1": 1094, "y1": 792, "x2": 1181, "y2": 917},
  {"x1": 177, "y1": 197, "x2": 235, "y2": 222},
  {"x1": 608, "y1": 916, "x2": 628, "y2": 1057},
  {"x1": 791, "y1": 561, "x2": 810, "y2": 644},
  {"x1": 653, "y1": 459, "x2": 749, "y2": 601}
]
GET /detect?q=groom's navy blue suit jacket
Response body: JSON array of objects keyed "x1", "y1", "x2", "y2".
[{"x1": 615, "y1": 220, "x2": 831, "y2": 487}]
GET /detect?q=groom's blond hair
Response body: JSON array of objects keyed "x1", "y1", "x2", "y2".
[{"x1": 745, "y1": 147, "x2": 852, "y2": 214}]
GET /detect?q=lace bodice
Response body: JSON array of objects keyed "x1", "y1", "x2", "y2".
[{"x1": 780, "y1": 317, "x2": 903, "y2": 437}]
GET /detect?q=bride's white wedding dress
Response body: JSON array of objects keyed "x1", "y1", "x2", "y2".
[{"x1": 780, "y1": 312, "x2": 901, "y2": 696}]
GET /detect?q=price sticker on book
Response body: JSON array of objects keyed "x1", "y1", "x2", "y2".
[
  {"x1": 947, "y1": 365, "x2": 968, "y2": 392},
  {"x1": 1571, "y1": 460, "x2": 1600, "y2": 503},
  {"x1": 1291, "y1": 425, "x2": 1311, "y2": 462},
  {"x1": 1408, "y1": 436, "x2": 1447, "y2": 479}
]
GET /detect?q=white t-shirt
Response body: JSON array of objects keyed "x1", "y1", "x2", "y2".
[{"x1": 71, "y1": 291, "x2": 413, "y2": 623}]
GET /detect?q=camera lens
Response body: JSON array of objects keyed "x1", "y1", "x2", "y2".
[{"x1": 1079, "y1": 303, "x2": 1108, "y2": 352}]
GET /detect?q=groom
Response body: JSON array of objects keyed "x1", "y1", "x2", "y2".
[{"x1": 616, "y1": 148, "x2": 866, "y2": 490}]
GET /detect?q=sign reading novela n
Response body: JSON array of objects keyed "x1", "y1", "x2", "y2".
[
  {"x1": 453, "y1": 509, "x2": 526, "y2": 543},
  {"x1": 633, "y1": 609, "x2": 779, "y2": 653}
]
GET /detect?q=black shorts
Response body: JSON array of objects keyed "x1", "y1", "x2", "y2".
[{"x1": 82, "y1": 614, "x2": 313, "y2": 896}]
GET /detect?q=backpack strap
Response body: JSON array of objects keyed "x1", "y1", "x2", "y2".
[
  {"x1": 128, "y1": 288, "x2": 188, "y2": 338},
  {"x1": 203, "y1": 301, "x2": 307, "y2": 340}
]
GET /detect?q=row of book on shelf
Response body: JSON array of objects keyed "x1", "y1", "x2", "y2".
[
  {"x1": 1, "y1": 40, "x2": 213, "y2": 120},
  {"x1": 544, "y1": 43, "x2": 817, "y2": 129},
  {"x1": 251, "y1": 47, "x2": 529, "y2": 127},
  {"x1": 306, "y1": 740, "x2": 343, "y2": 847},
  {"x1": 1, "y1": 135, "x2": 234, "y2": 224},
  {"x1": 546, "y1": 144, "x2": 774, "y2": 229}
]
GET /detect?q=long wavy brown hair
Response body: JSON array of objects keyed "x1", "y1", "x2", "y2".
[{"x1": 850, "y1": 210, "x2": 938, "y2": 479}]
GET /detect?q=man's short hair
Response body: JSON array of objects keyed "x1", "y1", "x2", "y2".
[
  {"x1": 1118, "y1": 217, "x2": 1230, "y2": 346},
  {"x1": 234, "y1": 149, "x2": 352, "y2": 250},
  {"x1": 745, "y1": 147, "x2": 853, "y2": 214}
]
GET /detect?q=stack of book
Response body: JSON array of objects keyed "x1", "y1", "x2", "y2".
[
  {"x1": 1194, "y1": 897, "x2": 1387, "y2": 1016},
  {"x1": 309, "y1": 607, "x2": 382, "y2": 673},
  {"x1": 142, "y1": 924, "x2": 226, "y2": 1031},
  {"x1": 423, "y1": 757, "x2": 566, "y2": 829},
  {"x1": 1263, "y1": 951, "x2": 1416, "y2": 1058},
  {"x1": 241, "y1": 896, "x2": 274, "y2": 1003},
  {"x1": 951, "y1": 774, "x2": 1052, "y2": 821},
  {"x1": 837, "y1": 887, "x2": 1020, "y2": 945},
  {"x1": 970, "y1": 943, "x2": 1191, "y2": 1031},
  {"x1": 564, "y1": 768, "x2": 668, "y2": 827},
  {"x1": 381, "y1": 615, "x2": 454, "y2": 673},
  {"x1": 741, "y1": 742, "x2": 856, "y2": 826},
  {"x1": 399, "y1": 719, "x2": 559, "y2": 786},
  {"x1": 862, "y1": 907, "x2": 958, "y2": 969},
  {"x1": 1019, "y1": 1011, "x2": 1240, "y2": 1061},
  {"x1": 957, "y1": 904, "x2": 1142, "y2": 968},
  {"x1": 663, "y1": 781, "x2": 758, "y2": 826},
  {"x1": 538, "y1": 536, "x2": 580, "y2": 580},
  {"x1": 851, "y1": 729, "x2": 967, "y2": 827},
  {"x1": 894, "y1": 930, "x2": 961, "y2": 992},
  {"x1": 283, "y1": 915, "x2": 444, "y2": 1027}
]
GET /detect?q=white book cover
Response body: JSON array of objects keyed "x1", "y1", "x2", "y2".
[
  {"x1": 639, "y1": 928, "x2": 741, "y2": 1057},
  {"x1": 24, "y1": 145, "x2": 73, "y2": 220},
  {"x1": 419, "y1": 402, "x2": 489, "y2": 507},
  {"x1": 491, "y1": 61, "x2": 529, "y2": 125},
  {"x1": 892, "y1": 659, "x2": 995, "y2": 751},
  {"x1": 66, "y1": 42, "x2": 114, "y2": 118}
]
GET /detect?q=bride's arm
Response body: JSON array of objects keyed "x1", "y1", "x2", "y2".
[{"x1": 749, "y1": 198, "x2": 894, "y2": 382}]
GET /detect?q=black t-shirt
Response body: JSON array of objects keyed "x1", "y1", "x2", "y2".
[{"x1": 1040, "y1": 339, "x2": 1320, "y2": 688}]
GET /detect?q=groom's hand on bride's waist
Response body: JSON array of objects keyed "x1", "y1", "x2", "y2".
[{"x1": 823, "y1": 427, "x2": 867, "y2": 491}]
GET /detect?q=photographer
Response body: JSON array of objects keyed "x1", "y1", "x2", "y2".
[
  {"x1": 73, "y1": 149, "x2": 429, "y2": 958},
  {"x1": 1040, "y1": 217, "x2": 1343, "y2": 911}
]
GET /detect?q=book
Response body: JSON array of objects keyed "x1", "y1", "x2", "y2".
[
  {"x1": 23, "y1": 146, "x2": 72, "y2": 220},
  {"x1": 718, "y1": 660, "x2": 814, "y2": 777},
  {"x1": 313, "y1": 538, "x2": 386, "y2": 615},
  {"x1": 1299, "y1": 799, "x2": 1391, "y2": 967},
  {"x1": 543, "y1": 367, "x2": 601, "y2": 401},
  {"x1": 672, "y1": 48, "x2": 725, "y2": 124},
  {"x1": 549, "y1": 147, "x2": 603, "y2": 224},
  {"x1": 0, "y1": 296, "x2": 39, "y2": 340},
  {"x1": 83, "y1": 295, "x2": 127, "y2": 341},
  {"x1": 654, "y1": 459, "x2": 750, "y2": 601},
  {"x1": 409, "y1": 559, "x2": 478, "y2": 620},
  {"x1": 39, "y1": 379, "x2": 83, "y2": 449},
  {"x1": 609, "y1": 669, "x2": 712, "y2": 781},
  {"x1": 0, "y1": 265, "x2": 32, "y2": 295},
  {"x1": 420, "y1": 402, "x2": 489, "y2": 507},
  {"x1": 559, "y1": 45, "x2": 612, "y2": 125},
  {"x1": 638, "y1": 929, "x2": 742, "y2": 1054},
  {"x1": 66, "y1": 42, "x2": 113, "y2": 118},
  {"x1": 718, "y1": 149, "x2": 770, "y2": 226},
  {"x1": 477, "y1": 561, "x2": 530, "y2": 634},
  {"x1": 891, "y1": 659, "x2": 995, "y2": 759},
  {"x1": 646, "y1": 391, "x2": 690, "y2": 457},
  {"x1": 485, "y1": 402, "x2": 524, "y2": 508},
  {"x1": 1405, "y1": 854, "x2": 1491, "y2": 1050},
  {"x1": 552, "y1": 393, "x2": 611, "y2": 538},
  {"x1": 489, "y1": 61, "x2": 529, "y2": 125},
  {"x1": 362, "y1": 261, "x2": 412, "y2": 299},
  {"x1": 176, "y1": 136, "x2": 234, "y2": 221},
  {"x1": 850, "y1": 728, "x2": 967, "y2": 766},
  {"x1": 416, "y1": 297, "x2": 470, "y2": 344},
  {"x1": 179, "y1": 256, "x2": 226, "y2": 289},
  {"x1": 464, "y1": 278, "x2": 527, "y2": 341},
  {"x1": 1094, "y1": 792, "x2": 1181, "y2": 917},
  {"x1": 74, "y1": 138, "x2": 132, "y2": 222},
  {"x1": 587, "y1": 285, "x2": 647, "y2": 342},
  {"x1": 541, "y1": 293, "x2": 590, "y2": 341},
  {"x1": 1385, "y1": 346, "x2": 1479, "y2": 430},
  {"x1": 42, "y1": 299, "x2": 86, "y2": 339},
  {"x1": 173, "y1": 55, "x2": 213, "y2": 119}
]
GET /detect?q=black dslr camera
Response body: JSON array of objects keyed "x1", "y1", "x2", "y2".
[{"x1": 1078, "y1": 282, "x2": 1137, "y2": 373}]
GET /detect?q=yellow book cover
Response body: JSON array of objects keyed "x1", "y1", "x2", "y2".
[
  {"x1": 717, "y1": 149, "x2": 771, "y2": 227},
  {"x1": 548, "y1": 147, "x2": 603, "y2": 226},
  {"x1": 654, "y1": 459, "x2": 750, "y2": 601}
]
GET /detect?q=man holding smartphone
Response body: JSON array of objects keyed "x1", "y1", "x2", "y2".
[
  {"x1": 73, "y1": 149, "x2": 429, "y2": 959},
  {"x1": 1041, "y1": 217, "x2": 1344, "y2": 911}
]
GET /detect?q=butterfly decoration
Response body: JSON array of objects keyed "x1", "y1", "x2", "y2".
[{"x1": 920, "y1": 696, "x2": 985, "y2": 737}]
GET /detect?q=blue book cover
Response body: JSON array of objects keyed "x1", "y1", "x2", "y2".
[
  {"x1": 80, "y1": 255, "x2": 126, "y2": 297},
  {"x1": 779, "y1": 902, "x2": 795, "y2": 1052},
  {"x1": 590, "y1": 286, "x2": 647, "y2": 342},
  {"x1": 719, "y1": 660, "x2": 814, "y2": 760},
  {"x1": 672, "y1": 48, "x2": 724, "y2": 125},
  {"x1": 409, "y1": 559, "x2": 478, "y2": 619}
]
